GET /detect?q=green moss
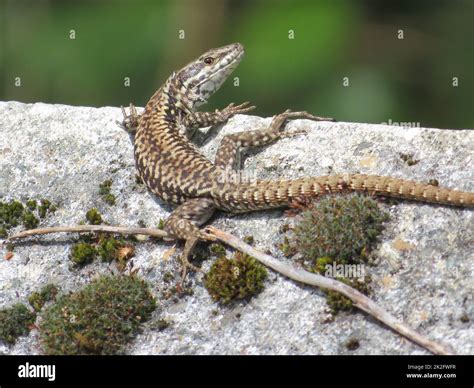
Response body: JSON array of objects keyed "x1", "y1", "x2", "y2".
[
  {"x1": 85, "y1": 208, "x2": 102, "y2": 225},
  {"x1": 289, "y1": 194, "x2": 389, "y2": 264},
  {"x1": 204, "y1": 252, "x2": 267, "y2": 305},
  {"x1": 0, "y1": 198, "x2": 57, "y2": 235},
  {"x1": 103, "y1": 194, "x2": 116, "y2": 205},
  {"x1": 325, "y1": 276, "x2": 372, "y2": 315},
  {"x1": 314, "y1": 257, "x2": 334, "y2": 274},
  {"x1": 0, "y1": 200, "x2": 24, "y2": 229},
  {"x1": 157, "y1": 219, "x2": 165, "y2": 230},
  {"x1": 98, "y1": 236, "x2": 120, "y2": 262},
  {"x1": 69, "y1": 234, "x2": 135, "y2": 269},
  {"x1": 70, "y1": 242, "x2": 97, "y2": 265},
  {"x1": 0, "y1": 303, "x2": 36, "y2": 344},
  {"x1": 99, "y1": 179, "x2": 112, "y2": 195},
  {"x1": 22, "y1": 211, "x2": 39, "y2": 229},
  {"x1": 26, "y1": 199, "x2": 37, "y2": 211},
  {"x1": 39, "y1": 275, "x2": 156, "y2": 355},
  {"x1": 38, "y1": 199, "x2": 51, "y2": 218},
  {"x1": 209, "y1": 243, "x2": 226, "y2": 257},
  {"x1": 97, "y1": 236, "x2": 135, "y2": 269},
  {"x1": 28, "y1": 284, "x2": 59, "y2": 312},
  {"x1": 278, "y1": 236, "x2": 296, "y2": 258},
  {"x1": 281, "y1": 196, "x2": 383, "y2": 316},
  {"x1": 28, "y1": 294, "x2": 44, "y2": 312},
  {"x1": 99, "y1": 180, "x2": 116, "y2": 205}
]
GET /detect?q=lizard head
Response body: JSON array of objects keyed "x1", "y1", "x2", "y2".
[{"x1": 176, "y1": 42, "x2": 244, "y2": 107}]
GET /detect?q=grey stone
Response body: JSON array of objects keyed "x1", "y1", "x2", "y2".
[{"x1": 0, "y1": 101, "x2": 472, "y2": 355}]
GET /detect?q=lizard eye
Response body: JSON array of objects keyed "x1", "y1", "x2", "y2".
[{"x1": 203, "y1": 57, "x2": 214, "y2": 65}]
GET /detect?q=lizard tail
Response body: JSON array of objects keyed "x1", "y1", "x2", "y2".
[{"x1": 214, "y1": 174, "x2": 474, "y2": 212}]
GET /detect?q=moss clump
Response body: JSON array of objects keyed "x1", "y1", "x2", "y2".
[
  {"x1": 204, "y1": 252, "x2": 267, "y2": 305},
  {"x1": 85, "y1": 208, "x2": 102, "y2": 225},
  {"x1": 26, "y1": 199, "x2": 37, "y2": 211},
  {"x1": 0, "y1": 303, "x2": 36, "y2": 344},
  {"x1": 281, "y1": 195, "x2": 385, "y2": 315},
  {"x1": 28, "y1": 284, "x2": 59, "y2": 312},
  {"x1": 325, "y1": 276, "x2": 372, "y2": 315},
  {"x1": 99, "y1": 180, "x2": 116, "y2": 205},
  {"x1": 69, "y1": 234, "x2": 135, "y2": 269},
  {"x1": 278, "y1": 236, "x2": 297, "y2": 257},
  {"x1": 314, "y1": 257, "x2": 334, "y2": 274},
  {"x1": 0, "y1": 200, "x2": 24, "y2": 229},
  {"x1": 209, "y1": 243, "x2": 226, "y2": 257},
  {"x1": 70, "y1": 242, "x2": 97, "y2": 265},
  {"x1": 39, "y1": 275, "x2": 156, "y2": 355},
  {"x1": 22, "y1": 211, "x2": 39, "y2": 229},
  {"x1": 157, "y1": 219, "x2": 165, "y2": 230},
  {"x1": 0, "y1": 198, "x2": 57, "y2": 235},
  {"x1": 38, "y1": 199, "x2": 52, "y2": 218},
  {"x1": 97, "y1": 236, "x2": 135, "y2": 270},
  {"x1": 289, "y1": 194, "x2": 389, "y2": 264}
]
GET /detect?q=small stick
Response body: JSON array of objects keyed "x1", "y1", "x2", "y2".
[
  {"x1": 7, "y1": 225, "x2": 168, "y2": 241},
  {"x1": 4, "y1": 224, "x2": 452, "y2": 355}
]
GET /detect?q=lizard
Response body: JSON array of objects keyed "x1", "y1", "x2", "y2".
[{"x1": 121, "y1": 42, "x2": 473, "y2": 275}]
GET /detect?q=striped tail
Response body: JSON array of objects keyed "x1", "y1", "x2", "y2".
[{"x1": 213, "y1": 174, "x2": 474, "y2": 212}]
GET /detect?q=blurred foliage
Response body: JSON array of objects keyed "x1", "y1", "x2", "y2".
[{"x1": 0, "y1": 0, "x2": 473, "y2": 128}]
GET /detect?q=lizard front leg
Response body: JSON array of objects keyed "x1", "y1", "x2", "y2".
[
  {"x1": 119, "y1": 103, "x2": 141, "y2": 134},
  {"x1": 181, "y1": 102, "x2": 255, "y2": 137},
  {"x1": 164, "y1": 198, "x2": 216, "y2": 279},
  {"x1": 214, "y1": 109, "x2": 335, "y2": 170}
]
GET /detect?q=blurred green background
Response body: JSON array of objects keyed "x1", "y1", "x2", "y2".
[{"x1": 1, "y1": 0, "x2": 473, "y2": 128}]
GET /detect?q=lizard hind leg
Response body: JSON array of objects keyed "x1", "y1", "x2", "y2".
[{"x1": 163, "y1": 198, "x2": 216, "y2": 279}]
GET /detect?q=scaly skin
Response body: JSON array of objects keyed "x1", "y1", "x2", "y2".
[{"x1": 122, "y1": 42, "x2": 473, "y2": 271}]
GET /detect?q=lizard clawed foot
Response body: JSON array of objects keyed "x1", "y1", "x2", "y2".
[
  {"x1": 180, "y1": 236, "x2": 203, "y2": 282},
  {"x1": 179, "y1": 254, "x2": 203, "y2": 282},
  {"x1": 178, "y1": 228, "x2": 218, "y2": 281},
  {"x1": 219, "y1": 101, "x2": 256, "y2": 121},
  {"x1": 273, "y1": 109, "x2": 335, "y2": 127},
  {"x1": 119, "y1": 103, "x2": 140, "y2": 133}
]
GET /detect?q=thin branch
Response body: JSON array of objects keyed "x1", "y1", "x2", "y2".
[
  {"x1": 205, "y1": 226, "x2": 453, "y2": 356},
  {"x1": 7, "y1": 225, "x2": 168, "y2": 241},
  {"x1": 4, "y1": 223, "x2": 453, "y2": 355}
]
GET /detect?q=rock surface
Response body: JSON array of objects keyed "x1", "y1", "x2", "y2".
[{"x1": 0, "y1": 101, "x2": 472, "y2": 355}]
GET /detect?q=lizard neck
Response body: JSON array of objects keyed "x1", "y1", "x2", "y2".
[{"x1": 144, "y1": 76, "x2": 193, "y2": 126}]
